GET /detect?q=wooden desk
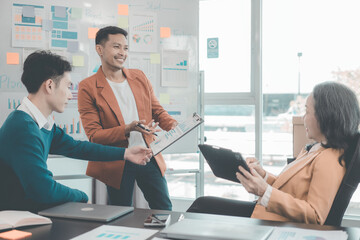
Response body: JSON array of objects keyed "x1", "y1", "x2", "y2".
[{"x1": 8, "y1": 208, "x2": 360, "y2": 240}]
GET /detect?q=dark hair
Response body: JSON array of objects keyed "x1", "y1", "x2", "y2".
[
  {"x1": 95, "y1": 26, "x2": 128, "y2": 45},
  {"x1": 21, "y1": 50, "x2": 72, "y2": 93},
  {"x1": 313, "y1": 81, "x2": 360, "y2": 167}
]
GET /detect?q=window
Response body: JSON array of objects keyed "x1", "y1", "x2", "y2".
[{"x1": 263, "y1": 0, "x2": 360, "y2": 214}]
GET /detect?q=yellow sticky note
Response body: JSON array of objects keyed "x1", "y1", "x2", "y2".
[
  {"x1": 160, "y1": 27, "x2": 171, "y2": 38},
  {"x1": 88, "y1": 27, "x2": 99, "y2": 39},
  {"x1": 7, "y1": 52, "x2": 20, "y2": 65},
  {"x1": 118, "y1": 4, "x2": 129, "y2": 15},
  {"x1": 159, "y1": 93, "x2": 170, "y2": 105},
  {"x1": 118, "y1": 16, "x2": 129, "y2": 28},
  {"x1": 72, "y1": 55, "x2": 84, "y2": 67},
  {"x1": 150, "y1": 53, "x2": 160, "y2": 64}
]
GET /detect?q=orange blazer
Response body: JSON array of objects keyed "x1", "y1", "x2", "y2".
[
  {"x1": 78, "y1": 67, "x2": 176, "y2": 189},
  {"x1": 251, "y1": 146, "x2": 346, "y2": 224}
]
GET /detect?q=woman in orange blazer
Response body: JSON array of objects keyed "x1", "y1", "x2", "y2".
[
  {"x1": 188, "y1": 82, "x2": 360, "y2": 224},
  {"x1": 78, "y1": 26, "x2": 177, "y2": 210}
]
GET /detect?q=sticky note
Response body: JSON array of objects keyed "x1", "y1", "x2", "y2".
[
  {"x1": 118, "y1": 16, "x2": 129, "y2": 28},
  {"x1": 118, "y1": 4, "x2": 129, "y2": 15},
  {"x1": 72, "y1": 55, "x2": 84, "y2": 67},
  {"x1": 150, "y1": 53, "x2": 160, "y2": 64},
  {"x1": 88, "y1": 27, "x2": 99, "y2": 39},
  {"x1": 42, "y1": 19, "x2": 53, "y2": 31},
  {"x1": 7, "y1": 52, "x2": 20, "y2": 65},
  {"x1": 160, "y1": 27, "x2": 171, "y2": 38},
  {"x1": 0, "y1": 229, "x2": 32, "y2": 240},
  {"x1": 159, "y1": 93, "x2": 170, "y2": 105},
  {"x1": 67, "y1": 41, "x2": 79, "y2": 53},
  {"x1": 71, "y1": 7, "x2": 82, "y2": 19},
  {"x1": 22, "y1": 6, "x2": 35, "y2": 18},
  {"x1": 54, "y1": 6, "x2": 67, "y2": 18}
]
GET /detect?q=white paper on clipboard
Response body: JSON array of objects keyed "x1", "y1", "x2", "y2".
[{"x1": 150, "y1": 113, "x2": 203, "y2": 156}]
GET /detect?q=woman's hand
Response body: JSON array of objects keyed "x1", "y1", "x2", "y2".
[
  {"x1": 246, "y1": 157, "x2": 266, "y2": 178},
  {"x1": 236, "y1": 166, "x2": 268, "y2": 197}
]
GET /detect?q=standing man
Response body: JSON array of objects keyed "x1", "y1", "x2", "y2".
[
  {"x1": 78, "y1": 26, "x2": 177, "y2": 210},
  {"x1": 0, "y1": 51, "x2": 152, "y2": 212}
]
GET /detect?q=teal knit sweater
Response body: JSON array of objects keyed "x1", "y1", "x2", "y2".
[{"x1": 0, "y1": 110, "x2": 125, "y2": 205}]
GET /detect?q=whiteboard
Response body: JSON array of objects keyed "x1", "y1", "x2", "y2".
[{"x1": 0, "y1": 0, "x2": 199, "y2": 154}]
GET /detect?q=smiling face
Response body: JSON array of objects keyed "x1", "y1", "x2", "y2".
[
  {"x1": 49, "y1": 72, "x2": 73, "y2": 113},
  {"x1": 303, "y1": 94, "x2": 325, "y2": 143},
  {"x1": 96, "y1": 34, "x2": 128, "y2": 71}
]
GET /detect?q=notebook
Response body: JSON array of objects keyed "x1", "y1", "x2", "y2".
[
  {"x1": 38, "y1": 202, "x2": 133, "y2": 222},
  {"x1": 198, "y1": 144, "x2": 250, "y2": 183},
  {"x1": 160, "y1": 219, "x2": 273, "y2": 240}
]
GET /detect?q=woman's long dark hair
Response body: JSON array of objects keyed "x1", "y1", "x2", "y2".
[{"x1": 313, "y1": 81, "x2": 360, "y2": 167}]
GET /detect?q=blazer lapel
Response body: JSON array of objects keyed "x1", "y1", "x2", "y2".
[
  {"x1": 123, "y1": 68, "x2": 146, "y2": 121},
  {"x1": 96, "y1": 67, "x2": 125, "y2": 125},
  {"x1": 272, "y1": 147, "x2": 324, "y2": 189}
]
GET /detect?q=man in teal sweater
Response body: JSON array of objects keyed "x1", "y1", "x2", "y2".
[{"x1": 0, "y1": 51, "x2": 152, "y2": 212}]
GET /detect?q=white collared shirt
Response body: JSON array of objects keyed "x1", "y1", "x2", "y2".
[{"x1": 17, "y1": 97, "x2": 54, "y2": 130}]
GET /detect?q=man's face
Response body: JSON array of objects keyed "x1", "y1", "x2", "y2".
[
  {"x1": 50, "y1": 72, "x2": 72, "y2": 113},
  {"x1": 97, "y1": 34, "x2": 128, "y2": 70}
]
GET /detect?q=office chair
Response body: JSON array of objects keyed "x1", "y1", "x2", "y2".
[{"x1": 324, "y1": 133, "x2": 360, "y2": 226}]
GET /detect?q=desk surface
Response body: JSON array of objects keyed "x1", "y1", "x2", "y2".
[{"x1": 9, "y1": 208, "x2": 360, "y2": 240}]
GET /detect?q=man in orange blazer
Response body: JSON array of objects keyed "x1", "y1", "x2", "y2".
[{"x1": 78, "y1": 26, "x2": 177, "y2": 210}]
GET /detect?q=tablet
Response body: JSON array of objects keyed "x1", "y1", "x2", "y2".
[{"x1": 198, "y1": 144, "x2": 250, "y2": 183}]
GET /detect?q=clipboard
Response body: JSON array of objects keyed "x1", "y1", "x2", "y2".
[{"x1": 150, "y1": 113, "x2": 204, "y2": 156}]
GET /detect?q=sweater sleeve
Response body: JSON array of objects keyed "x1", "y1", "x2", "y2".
[
  {"x1": 49, "y1": 126, "x2": 125, "y2": 161},
  {"x1": 6, "y1": 122, "x2": 88, "y2": 204}
]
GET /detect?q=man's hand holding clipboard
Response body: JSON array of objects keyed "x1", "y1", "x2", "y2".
[{"x1": 150, "y1": 113, "x2": 204, "y2": 156}]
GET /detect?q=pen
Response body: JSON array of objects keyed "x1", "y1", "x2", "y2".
[{"x1": 137, "y1": 123, "x2": 158, "y2": 136}]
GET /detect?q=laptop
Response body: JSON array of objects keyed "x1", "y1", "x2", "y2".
[
  {"x1": 160, "y1": 219, "x2": 273, "y2": 240},
  {"x1": 38, "y1": 202, "x2": 134, "y2": 222},
  {"x1": 198, "y1": 144, "x2": 250, "y2": 183}
]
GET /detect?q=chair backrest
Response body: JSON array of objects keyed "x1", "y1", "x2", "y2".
[{"x1": 324, "y1": 134, "x2": 360, "y2": 226}]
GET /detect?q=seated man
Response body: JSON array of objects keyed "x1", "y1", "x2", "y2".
[{"x1": 0, "y1": 51, "x2": 152, "y2": 212}]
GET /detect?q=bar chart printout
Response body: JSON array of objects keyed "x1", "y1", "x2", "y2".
[
  {"x1": 150, "y1": 113, "x2": 203, "y2": 155},
  {"x1": 70, "y1": 225, "x2": 158, "y2": 240}
]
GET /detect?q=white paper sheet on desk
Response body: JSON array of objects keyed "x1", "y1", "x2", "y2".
[
  {"x1": 70, "y1": 225, "x2": 158, "y2": 240},
  {"x1": 267, "y1": 227, "x2": 348, "y2": 240},
  {"x1": 150, "y1": 113, "x2": 203, "y2": 156}
]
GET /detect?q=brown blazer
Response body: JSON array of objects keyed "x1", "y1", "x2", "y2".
[
  {"x1": 251, "y1": 146, "x2": 346, "y2": 224},
  {"x1": 78, "y1": 67, "x2": 176, "y2": 189}
]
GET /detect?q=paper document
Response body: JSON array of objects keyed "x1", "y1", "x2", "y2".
[
  {"x1": 267, "y1": 227, "x2": 348, "y2": 240},
  {"x1": 150, "y1": 113, "x2": 203, "y2": 155},
  {"x1": 70, "y1": 225, "x2": 158, "y2": 240}
]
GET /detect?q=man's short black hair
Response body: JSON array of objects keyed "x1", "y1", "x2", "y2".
[
  {"x1": 21, "y1": 50, "x2": 72, "y2": 93},
  {"x1": 95, "y1": 26, "x2": 128, "y2": 45}
]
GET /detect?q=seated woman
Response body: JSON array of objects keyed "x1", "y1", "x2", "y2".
[{"x1": 188, "y1": 81, "x2": 360, "y2": 225}]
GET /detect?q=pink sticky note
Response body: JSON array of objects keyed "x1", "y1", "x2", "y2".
[
  {"x1": 160, "y1": 27, "x2": 171, "y2": 38},
  {"x1": 88, "y1": 28, "x2": 99, "y2": 39},
  {"x1": 7, "y1": 52, "x2": 20, "y2": 65},
  {"x1": 118, "y1": 4, "x2": 129, "y2": 16},
  {"x1": 0, "y1": 229, "x2": 32, "y2": 240}
]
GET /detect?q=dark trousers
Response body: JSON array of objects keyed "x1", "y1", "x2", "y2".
[
  {"x1": 187, "y1": 196, "x2": 256, "y2": 217},
  {"x1": 107, "y1": 157, "x2": 172, "y2": 210}
]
